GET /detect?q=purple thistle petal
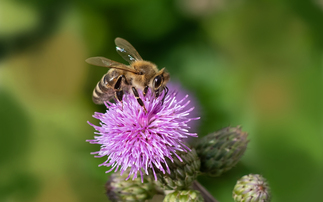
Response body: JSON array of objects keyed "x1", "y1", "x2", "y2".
[
  {"x1": 88, "y1": 89, "x2": 199, "y2": 182},
  {"x1": 166, "y1": 81, "x2": 201, "y2": 132}
]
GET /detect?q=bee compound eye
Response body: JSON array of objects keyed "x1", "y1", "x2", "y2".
[{"x1": 154, "y1": 75, "x2": 162, "y2": 88}]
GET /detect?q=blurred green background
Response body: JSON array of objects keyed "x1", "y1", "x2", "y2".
[{"x1": 1, "y1": 0, "x2": 322, "y2": 201}]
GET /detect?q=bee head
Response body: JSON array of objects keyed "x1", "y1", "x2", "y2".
[{"x1": 153, "y1": 68, "x2": 170, "y2": 98}]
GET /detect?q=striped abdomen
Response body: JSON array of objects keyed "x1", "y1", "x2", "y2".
[{"x1": 92, "y1": 70, "x2": 119, "y2": 104}]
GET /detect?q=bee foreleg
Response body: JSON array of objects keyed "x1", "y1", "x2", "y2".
[
  {"x1": 161, "y1": 86, "x2": 168, "y2": 105},
  {"x1": 132, "y1": 87, "x2": 147, "y2": 113}
]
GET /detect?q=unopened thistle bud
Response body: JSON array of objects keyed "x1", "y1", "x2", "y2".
[
  {"x1": 232, "y1": 174, "x2": 271, "y2": 202},
  {"x1": 195, "y1": 126, "x2": 249, "y2": 176},
  {"x1": 149, "y1": 149, "x2": 201, "y2": 190},
  {"x1": 163, "y1": 190, "x2": 204, "y2": 202},
  {"x1": 105, "y1": 171, "x2": 156, "y2": 202}
]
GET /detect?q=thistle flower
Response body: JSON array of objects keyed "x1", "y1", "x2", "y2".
[{"x1": 88, "y1": 89, "x2": 199, "y2": 182}]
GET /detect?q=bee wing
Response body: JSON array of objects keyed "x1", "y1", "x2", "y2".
[
  {"x1": 85, "y1": 57, "x2": 139, "y2": 74},
  {"x1": 115, "y1": 37, "x2": 143, "y2": 64}
]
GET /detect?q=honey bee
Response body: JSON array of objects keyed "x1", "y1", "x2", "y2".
[{"x1": 86, "y1": 37, "x2": 170, "y2": 112}]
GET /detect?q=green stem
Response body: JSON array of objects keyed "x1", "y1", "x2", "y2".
[{"x1": 192, "y1": 181, "x2": 218, "y2": 202}]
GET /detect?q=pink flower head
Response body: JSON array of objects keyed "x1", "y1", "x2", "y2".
[{"x1": 88, "y1": 89, "x2": 199, "y2": 182}]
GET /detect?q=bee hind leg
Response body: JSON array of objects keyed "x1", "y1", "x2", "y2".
[
  {"x1": 115, "y1": 90, "x2": 124, "y2": 110},
  {"x1": 114, "y1": 75, "x2": 125, "y2": 109},
  {"x1": 132, "y1": 87, "x2": 147, "y2": 113}
]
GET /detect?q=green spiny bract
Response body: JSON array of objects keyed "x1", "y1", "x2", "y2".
[
  {"x1": 163, "y1": 190, "x2": 204, "y2": 202},
  {"x1": 149, "y1": 149, "x2": 200, "y2": 190},
  {"x1": 105, "y1": 171, "x2": 156, "y2": 202},
  {"x1": 195, "y1": 126, "x2": 249, "y2": 176},
  {"x1": 233, "y1": 174, "x2": 271, "y2": 202}
]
